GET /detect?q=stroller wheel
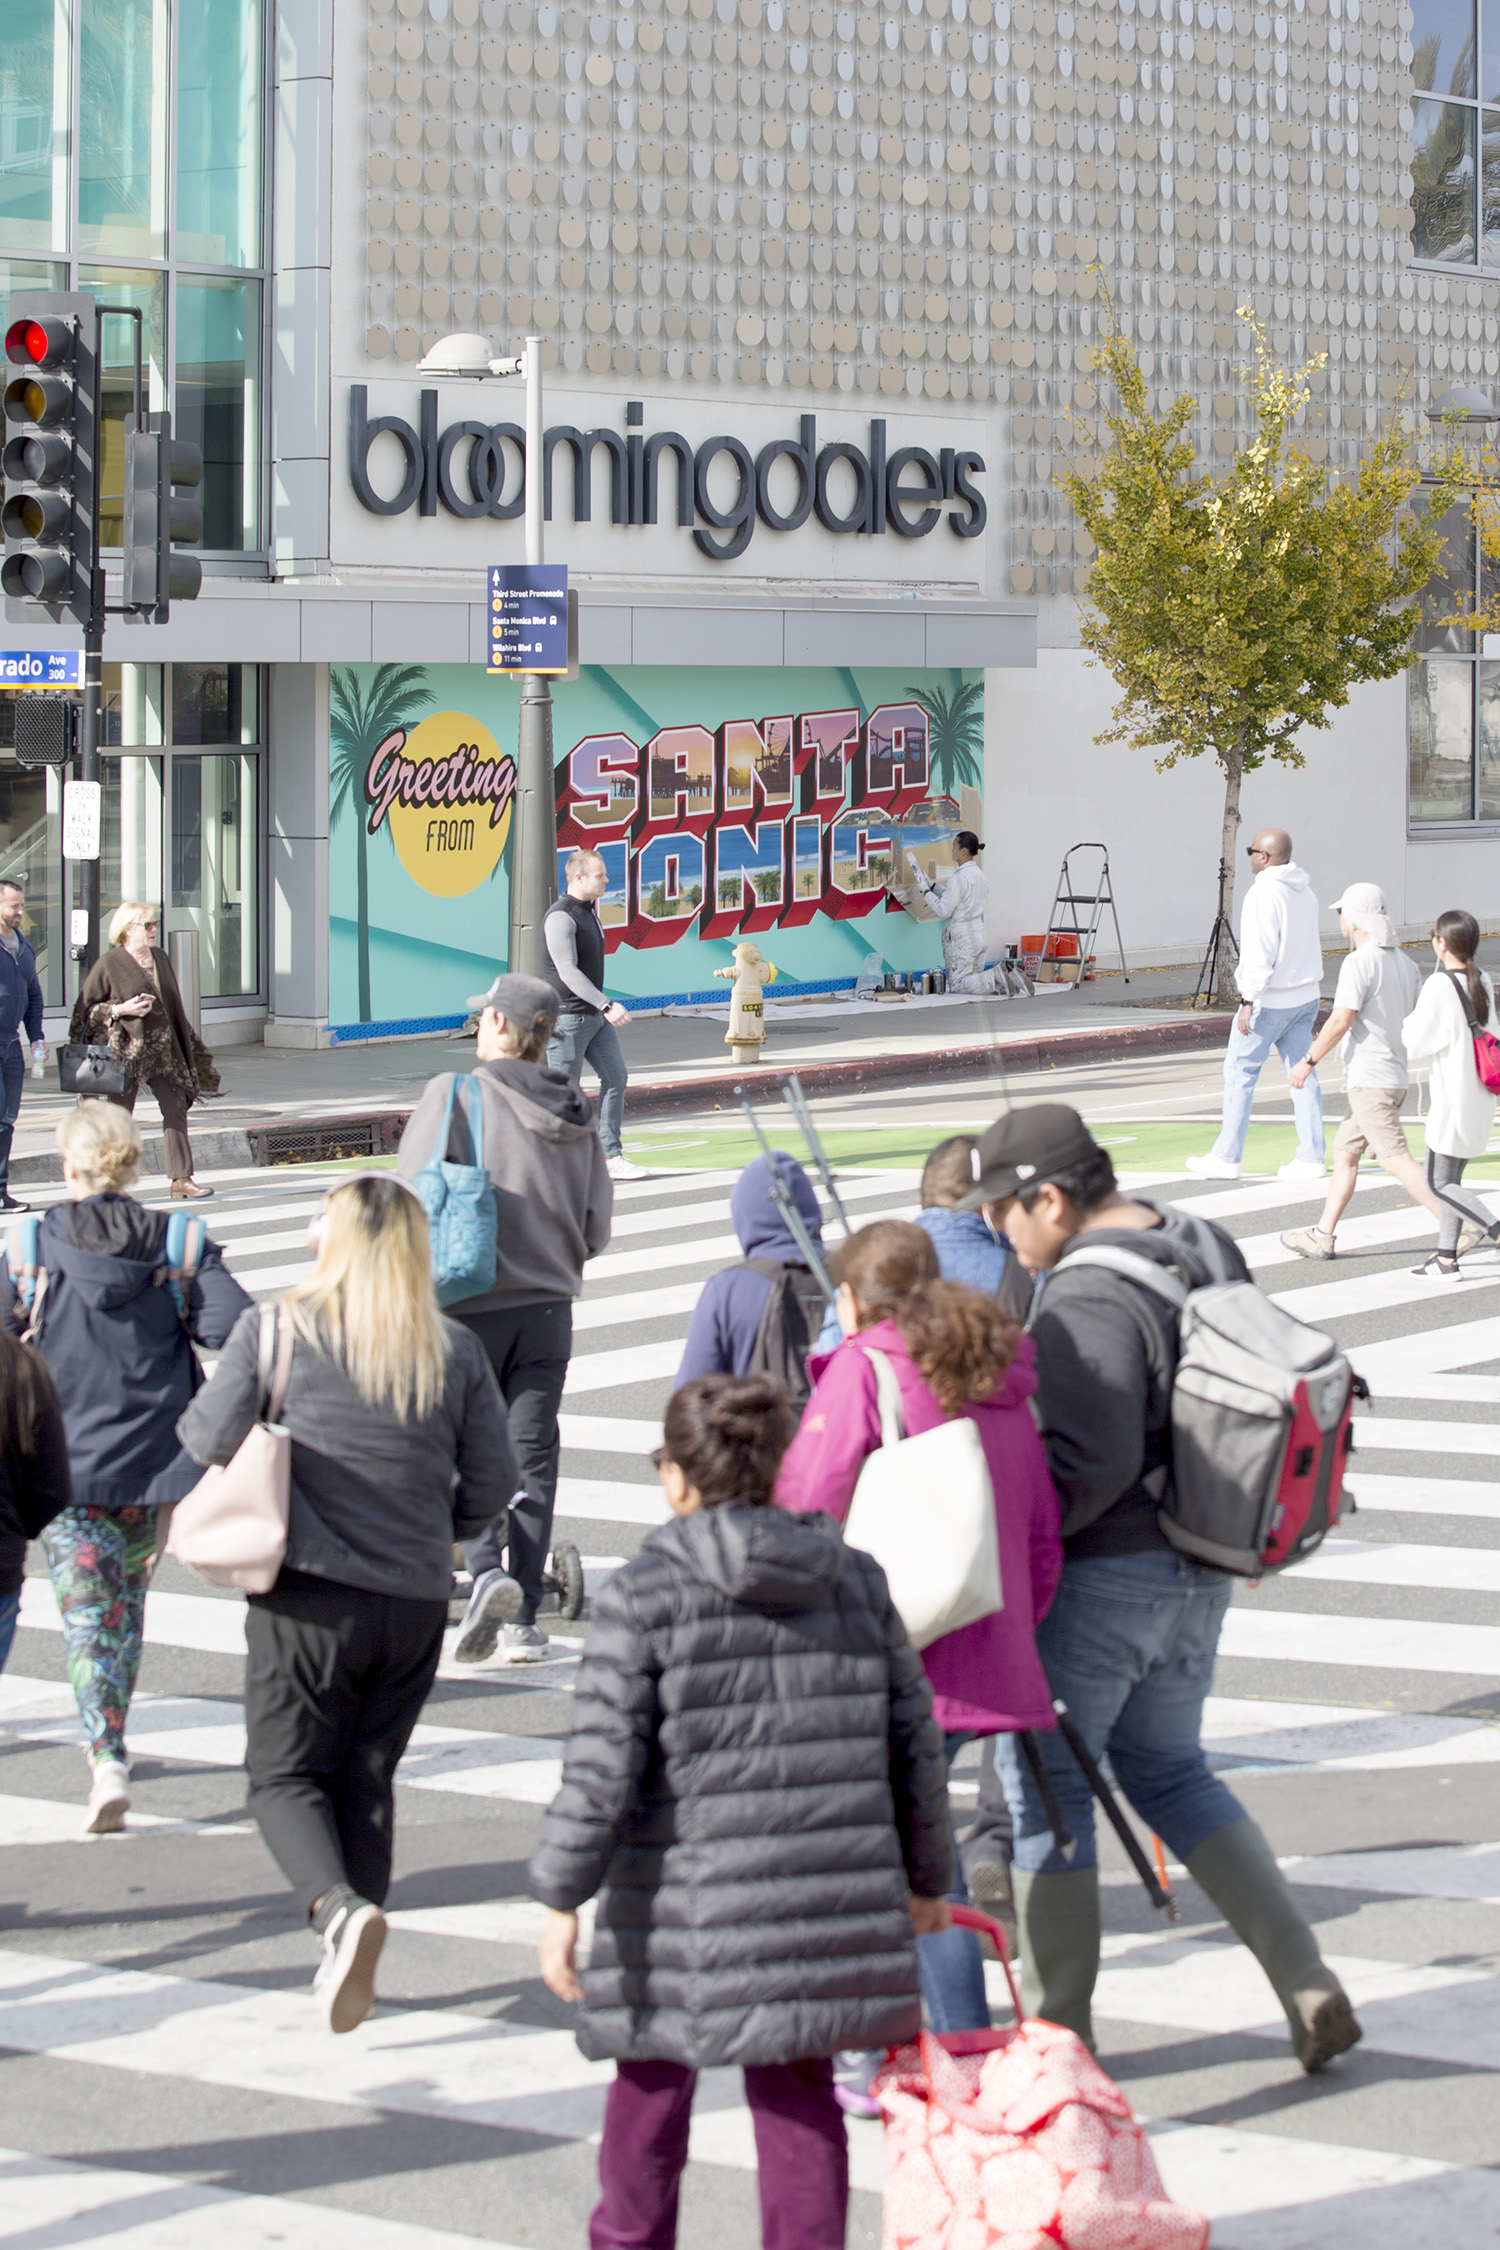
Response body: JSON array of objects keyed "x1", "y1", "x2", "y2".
[{"x1": 549, "y1": 1540, "x2": 586, "y2": 1620}]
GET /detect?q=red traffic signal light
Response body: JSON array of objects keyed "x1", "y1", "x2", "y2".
[{"x1": 4, "y1": 317, "x2": 73, "y2": 371}]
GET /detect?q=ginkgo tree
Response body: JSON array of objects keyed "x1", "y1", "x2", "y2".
[{"x1": 1060, "y1": 315, "x2": 1462, "y2": 1001}]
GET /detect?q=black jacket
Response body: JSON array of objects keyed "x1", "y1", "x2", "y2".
[
  {"x1": 529, "y1": 1503, "x2": 953, "y2": 2069},
  {"x1": 1029, "y1": 1198, "x2": 1249, "y2": 1558},
  {"x1": 0, "y1": 1196, "x2": 251, "y2": 1511},
  {"x1": 176, "y1": 1308, "x2": 520, "y2": 1601},
  {"x1": 0, "y1": 1368, "x2": 72, "y2": 1595},
  {"x1": 0, "y1": 931, "x2": 43, "y2": 1048}
]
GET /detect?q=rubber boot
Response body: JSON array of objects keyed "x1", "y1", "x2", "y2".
[
  {"x1": 1010, "y1": 1866, "x2": 1101, "y2": 2047},
  {"x1": 1187, "y1": 1818, "x2": 1362, "y2": 2073}
]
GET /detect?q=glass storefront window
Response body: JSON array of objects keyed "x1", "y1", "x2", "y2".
[
  {"x1": 174, "y1": 275, "x2": 259, "y2": 550},
  {"x1": 1409, "y1": 659, "x2": 1477, "y2": 821},
  {"x1": 0, "y1": 0, "x2": 70, "y2": 253},
  {"x1": 172, "y1": 663, "x2": 256, "y2": 744},
  {"x1": 78, "y1": 0, "x2": 169, "y2": 260},
  {"x1": 1412, "y1": 99, "x2": 1479, "y2": 263},
  {"x1": 0, "y1": 725, "x2": 65, "y2": 1008},
  {"x1": 175, "y1": 0, "x2": 263, "y2": 267},
  {"x1": 79, "y1": 269, "x2": 168, "y2": 547},
  {"x1": 101, "y1": 755, "x2": 164, "y2": 917},
  {"x1": 102, "y1": 663, "x2": 165, "y2": 746},
  {"x1": 170, "y1": 752, "x2": 256, "y2": 997}
]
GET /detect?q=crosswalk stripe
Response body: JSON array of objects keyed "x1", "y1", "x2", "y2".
[
  {"x1": 558, "y1": 1412, "x2": 661, "y2": 1456},
  {"x1": 563, "y1": 1338, "x2": 686, "y2": 1394},
  {"x1": 1278, "y1": 1842, "x2": 1500, "y2": 1905},
  {"x1": 1200, "y1": 1694, "x2": 1500, "y2": 1771},
  {"x1": 1287, "y1": 1539, "x2": 1500, "y2": 1594},
  {"x1": 1237, "y1": 1197, "x2": 1500, "y2": 1272},
  {"x1": 0, "y1": 1795, "x2": 253, "y2": 1844},
  {"x1": 1344, "y1": 1472, "x2": 1500, "y2": 1519},
  {"x1": 556, "y1": 1475, "x2": 668, "y2": 1525},
  {"x1": 1269, "y1": 1265, "x2": 1500, "y2": 1321},
  {"x1": 603, "y1": 1170, "x2": 912, "y2": 1241},
  {"x1": 1218, "y1": 1607, "x2": 1500, "y2": 1678},
  {"x1": 1350, "y1": 1418, "x2": 1500, "y2": 1457},
  {"x1": 0, "y1": 2147, "x2": 535, "y2": 2250},
  {"x1": 573, "y1": 1280, "x2": 704, "y2": 1330}
]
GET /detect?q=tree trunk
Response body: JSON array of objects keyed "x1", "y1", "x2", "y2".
[
  {"x1": 1215, "y1": 745, "x2": 1245, "y2": 1008},
  {"x1": 355, "y1": 818, "x2": 371, "y2": 1023}
]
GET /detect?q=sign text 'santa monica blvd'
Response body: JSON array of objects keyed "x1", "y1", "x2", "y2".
[{"x1": 349, "y1": 389, "x2": 986, "y2": 560}]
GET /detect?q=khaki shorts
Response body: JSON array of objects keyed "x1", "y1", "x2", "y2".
[{"x1": 1333, "y1": 1087, "x2": 1412, "y2": 1166}]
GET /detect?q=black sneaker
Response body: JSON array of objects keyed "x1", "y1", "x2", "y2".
[
  {"x1": 312, "y1": 1896, "x2": 387, "y2": 2034},
  {"x1": 0, "y1": 1194, "x2": 30, "y2": 1214}
]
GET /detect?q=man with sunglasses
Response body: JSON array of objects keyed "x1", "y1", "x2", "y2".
[{"x1": 1185, "y1": 828, "x2": 1327, "y2": 1185}]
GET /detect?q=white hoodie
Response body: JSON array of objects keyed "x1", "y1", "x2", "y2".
[{"x1": 1236, "y1": 862, "x2": 1323, "y2": 1010}]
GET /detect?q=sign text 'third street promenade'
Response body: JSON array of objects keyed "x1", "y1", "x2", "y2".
[{"x1": 349, "y1": 391, "x2": 987, "y2": 559}]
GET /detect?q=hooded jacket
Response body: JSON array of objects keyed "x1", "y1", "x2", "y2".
[
  {"x1": 529, "y1": 1500, "x2": 952, "y2": 2068},
  {"x1": 1236, "y1": 862, "x2": 1323, "y2": 1010},
  {"x1": 674, "y1": 1152, "x2": 824, "y2": 1384},
  {"x1": 775, "y1": 1321, "x2": 1063, "y2": 1733},
  {"x1": 398, "y1": 1059, "x2": 613, "y2": 1312},
  {"x1": 1028, "y1": 1198, "x2": 1249, "y2": 1559},
  {"x1": 0, "y1": 1195, "x2": 252, "y2": 1510}
]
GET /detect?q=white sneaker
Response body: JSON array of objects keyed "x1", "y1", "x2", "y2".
[
  {"x1": 83, "y1": 1760, "x2": 130, "y2": 1836},
  {"x1": 1184, "y1": 1153, "x2": 1242, "y2": 1181},
  {"x1": 453, "y1": 1568, "x2": 524, "y2": 1663},
  {"x1": 606, "y1": 1156, "x2": 648, "y2": 1181},
  {"x1": 502, "y1": 1621, "x2": 551, "y2": 1662},
  {"x1": 1277, "y1": 1159, "x2": 1329, "y2": 1183},
  {"x1": 313, "y1": 1898, "x2": 387, "y2": 2034}
]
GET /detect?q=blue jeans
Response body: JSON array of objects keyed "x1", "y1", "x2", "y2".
[
  {"x1": 915, "y1": 1732, "x2": 992, "y2": 2032},
  {"x1": 1211, "y1": 999, "x2": 1324, "y2": 1167},
  {"x1": 0, "y1": 1038, "x2": 24, "y2": 1195},
  {"x1": 997, "y1": 1550, "x2": 1248, "y2": 1875},
  {"x1": 0, "y1": 1587, "x2": 18, "y2": 1674},
  {"x1": 547, "y1": 1012, "x2": 625, "y2": 1159}
]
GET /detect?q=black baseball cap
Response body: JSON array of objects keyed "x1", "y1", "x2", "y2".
[
  {"x1": 958, "y1": 1103, "x2": 1102, "y2": 1208},
  {"x1": 465, "y1": 972, "x2": 560, "y2": 1031}
]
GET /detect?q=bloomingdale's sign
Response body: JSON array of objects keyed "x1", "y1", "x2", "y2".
[{"x1": 348, "y1": 387, "x2": 986, "y2": 561}]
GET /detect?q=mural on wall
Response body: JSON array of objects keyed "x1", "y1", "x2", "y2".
[{"x1": 328, "y1": 663, "x2": 982, "y2": 1027}]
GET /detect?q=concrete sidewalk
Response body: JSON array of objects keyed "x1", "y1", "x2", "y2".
[{"x1": 12, "y1": 968, "x2": 1234, "y2": 1183}]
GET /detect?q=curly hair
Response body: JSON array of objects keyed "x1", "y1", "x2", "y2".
[
  {"x1": 830, "y1": 1218, "x2": 1018, "y2": 1415},
  {"x1": 660, "y1": 1372, "x2": 794, "y2": 1508}
]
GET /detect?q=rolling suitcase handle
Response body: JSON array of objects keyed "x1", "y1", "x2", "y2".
[{"x1": 948, "y1": 1902, "x2": 1023, "y2": 2023}]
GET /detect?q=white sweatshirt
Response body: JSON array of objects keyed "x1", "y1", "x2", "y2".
[
  {"x1": 1402, "y1": 967, "x2": 1498, "y2": 1159},
  {"x1": 1236, "y1": 862, "x2": 1323, "y2": 1009}
]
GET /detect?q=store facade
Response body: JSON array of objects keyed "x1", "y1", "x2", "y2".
[{"x1": 3, "y1": 0, "x2": 1497, "y2": 1043}]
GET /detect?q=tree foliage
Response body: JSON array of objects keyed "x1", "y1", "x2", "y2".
[
  {"x1": 907, "y1": 678, "x2": 984, "y2": 796},
  {"x1": 1060, "y1": 313, "x2": 1461, "y2": 994}
]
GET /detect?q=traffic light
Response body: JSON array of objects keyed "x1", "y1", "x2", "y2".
[
  {"x1": 122, "y1": 412, "x2": 202, "y2": 618},
  {"x1": 2, "y1": 292, "x2": 95, "y2": 626}
]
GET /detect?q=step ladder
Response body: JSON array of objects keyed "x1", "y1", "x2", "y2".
[{"x1": 1037, "y1": 843, "x2": 1129, "y2": 987}]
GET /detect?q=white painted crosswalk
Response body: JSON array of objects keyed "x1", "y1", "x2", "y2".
[{"x1": 6, "y1": 1142, "x2": 1500, "y2": 2248}]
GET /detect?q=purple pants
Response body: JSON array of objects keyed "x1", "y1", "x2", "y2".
[{"x1": 592, "y1": 2055, "x2": 849, "y2": 2250}]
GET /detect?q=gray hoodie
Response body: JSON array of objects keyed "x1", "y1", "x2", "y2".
[{"x1": 398, "y1": 1059, "x2": 613, "y2": 1312}]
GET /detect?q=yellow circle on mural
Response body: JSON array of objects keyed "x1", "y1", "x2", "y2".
[{"x1": 384, "y1": 711, "x2": 515, "y2": 898}]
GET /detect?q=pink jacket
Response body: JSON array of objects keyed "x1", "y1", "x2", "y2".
[{"x1": 774, "y1": 1320, "x2": 1063, "y2": 1735}]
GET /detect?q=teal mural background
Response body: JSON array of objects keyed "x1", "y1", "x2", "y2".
[{"x1": 328, "y1": 662, "x2": 982, "y2": 1027}]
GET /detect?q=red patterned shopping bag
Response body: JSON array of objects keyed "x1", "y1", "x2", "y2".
[{"x1": 872, "y1": 1908, "x2": 1209, "y2": 2250}]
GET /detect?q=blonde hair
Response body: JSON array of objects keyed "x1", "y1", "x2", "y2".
[
  {"x1": 564, "y1": 848, "x2": 603, "y2": 880},
  {"x1": 108, "y1": 900, "x2": 157, "y2": 946},
  {"x1": 58, "y1": 1103, "x2": 143, "y2": 1192},
  {"x1": 281, "y1": 1175, "x2": 449, "y2": 1423}
]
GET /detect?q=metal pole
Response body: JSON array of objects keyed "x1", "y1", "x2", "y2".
[{"x1": 509, "y1": 336, "x2": 556, "y2": 983}]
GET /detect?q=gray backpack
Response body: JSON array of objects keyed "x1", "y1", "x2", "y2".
[{"x1": 1061, "y1": 1241, "x2": 1362, "y2": 1577}]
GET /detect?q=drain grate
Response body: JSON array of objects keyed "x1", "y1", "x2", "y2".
[{"x1": 251, "y1": 1114, "x2": 407, "y2": 1167}]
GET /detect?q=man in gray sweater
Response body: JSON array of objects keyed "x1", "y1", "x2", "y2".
[{"x1": 399, "y1": 973, "x2": 613, "y2": 1661}]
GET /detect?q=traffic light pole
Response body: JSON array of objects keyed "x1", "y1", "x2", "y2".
[{"x1": 509, "y1": 337, "x2": 555, "y2": 984}]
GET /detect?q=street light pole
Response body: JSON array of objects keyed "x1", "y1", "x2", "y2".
[{"x1": 510, "y1": 337, "x2": 555, "y2": 983}]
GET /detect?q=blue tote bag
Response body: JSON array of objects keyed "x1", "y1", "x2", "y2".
[{"x1": 410, "y1": 1073, "x2": 498, "y2": 1307}]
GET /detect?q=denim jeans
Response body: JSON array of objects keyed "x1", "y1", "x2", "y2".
[
  {"x1": 0, "y1": 1037, "x2": 24, "y2": 1195},
  {"x1": 914, "y1": 1731, "x2": 991, "y2": 2032},
  {"x1": 0, "y1": 1587, "x2": 18, "y2": 1674},
  {"x1": 1211, "y1": 999, "x2": 1324, "y2": 1167},
  {"x1": 547, "y1": 1012, "x2": 626, "y2": 1158},
  {"x1": 997, "y1": 1549, "x2": 1248, "y2": 1875}
]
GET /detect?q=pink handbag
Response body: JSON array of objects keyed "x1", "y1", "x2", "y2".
[
  {"x1": 874, "y1": 1907, "x2": 1209, "y2": 2250},
  {"x1": 1446, "y1": 971, "x2": 1500, "y2": 1092},
  {"x1": 168, "y1": 1306, "x2": 295, "y2": 1594}
]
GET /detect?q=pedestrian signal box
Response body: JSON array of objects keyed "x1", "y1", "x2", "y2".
[{"x1": 1, "y1": 293, "x2": 96, "y2": 628}]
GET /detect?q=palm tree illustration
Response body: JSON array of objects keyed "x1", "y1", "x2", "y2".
[
  {"x1": 905, "y1": 679, "x2": 983, "y2": 797},
  {"x1": 329, "y1": 664, "x2": 432, "y2": 1021}
]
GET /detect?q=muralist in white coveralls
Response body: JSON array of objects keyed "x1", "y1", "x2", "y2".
[{"x1": 907, "y1": 836, "x2": 996, "y2": 994}]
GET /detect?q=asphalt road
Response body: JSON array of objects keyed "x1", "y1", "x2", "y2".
[{"x1": 2, "y1": 1047, "x2": 1498, "y2": 2249}]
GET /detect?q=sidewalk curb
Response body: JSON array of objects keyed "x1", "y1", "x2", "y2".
[{"x1": 624, "y1": 1010, "x2": 1233, "y2": 1117}]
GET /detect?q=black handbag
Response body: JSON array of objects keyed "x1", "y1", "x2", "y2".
[{"x1": 58, "y1": 1042, "x2": 128, "y2": 1096}]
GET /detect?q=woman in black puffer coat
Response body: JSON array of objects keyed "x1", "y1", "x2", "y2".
[{"x1": 530, "y1": 1371, "x2": 953, "y2": 2250}]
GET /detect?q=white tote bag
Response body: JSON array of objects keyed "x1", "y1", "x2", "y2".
[
  {"x1": 840, "y1": 1346, "x2": 1003, "y2": 1651},
  {"x1": 168, "y1": 1306, "x2": 294, "y2": 1594}
]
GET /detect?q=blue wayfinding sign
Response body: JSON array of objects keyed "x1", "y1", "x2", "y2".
[
  {"x1": 0, "y1": 650, "x2": 83, "y2": 687},
  {"x1": 488, "y1": 565, "x2": 568, "y2": 674}
]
